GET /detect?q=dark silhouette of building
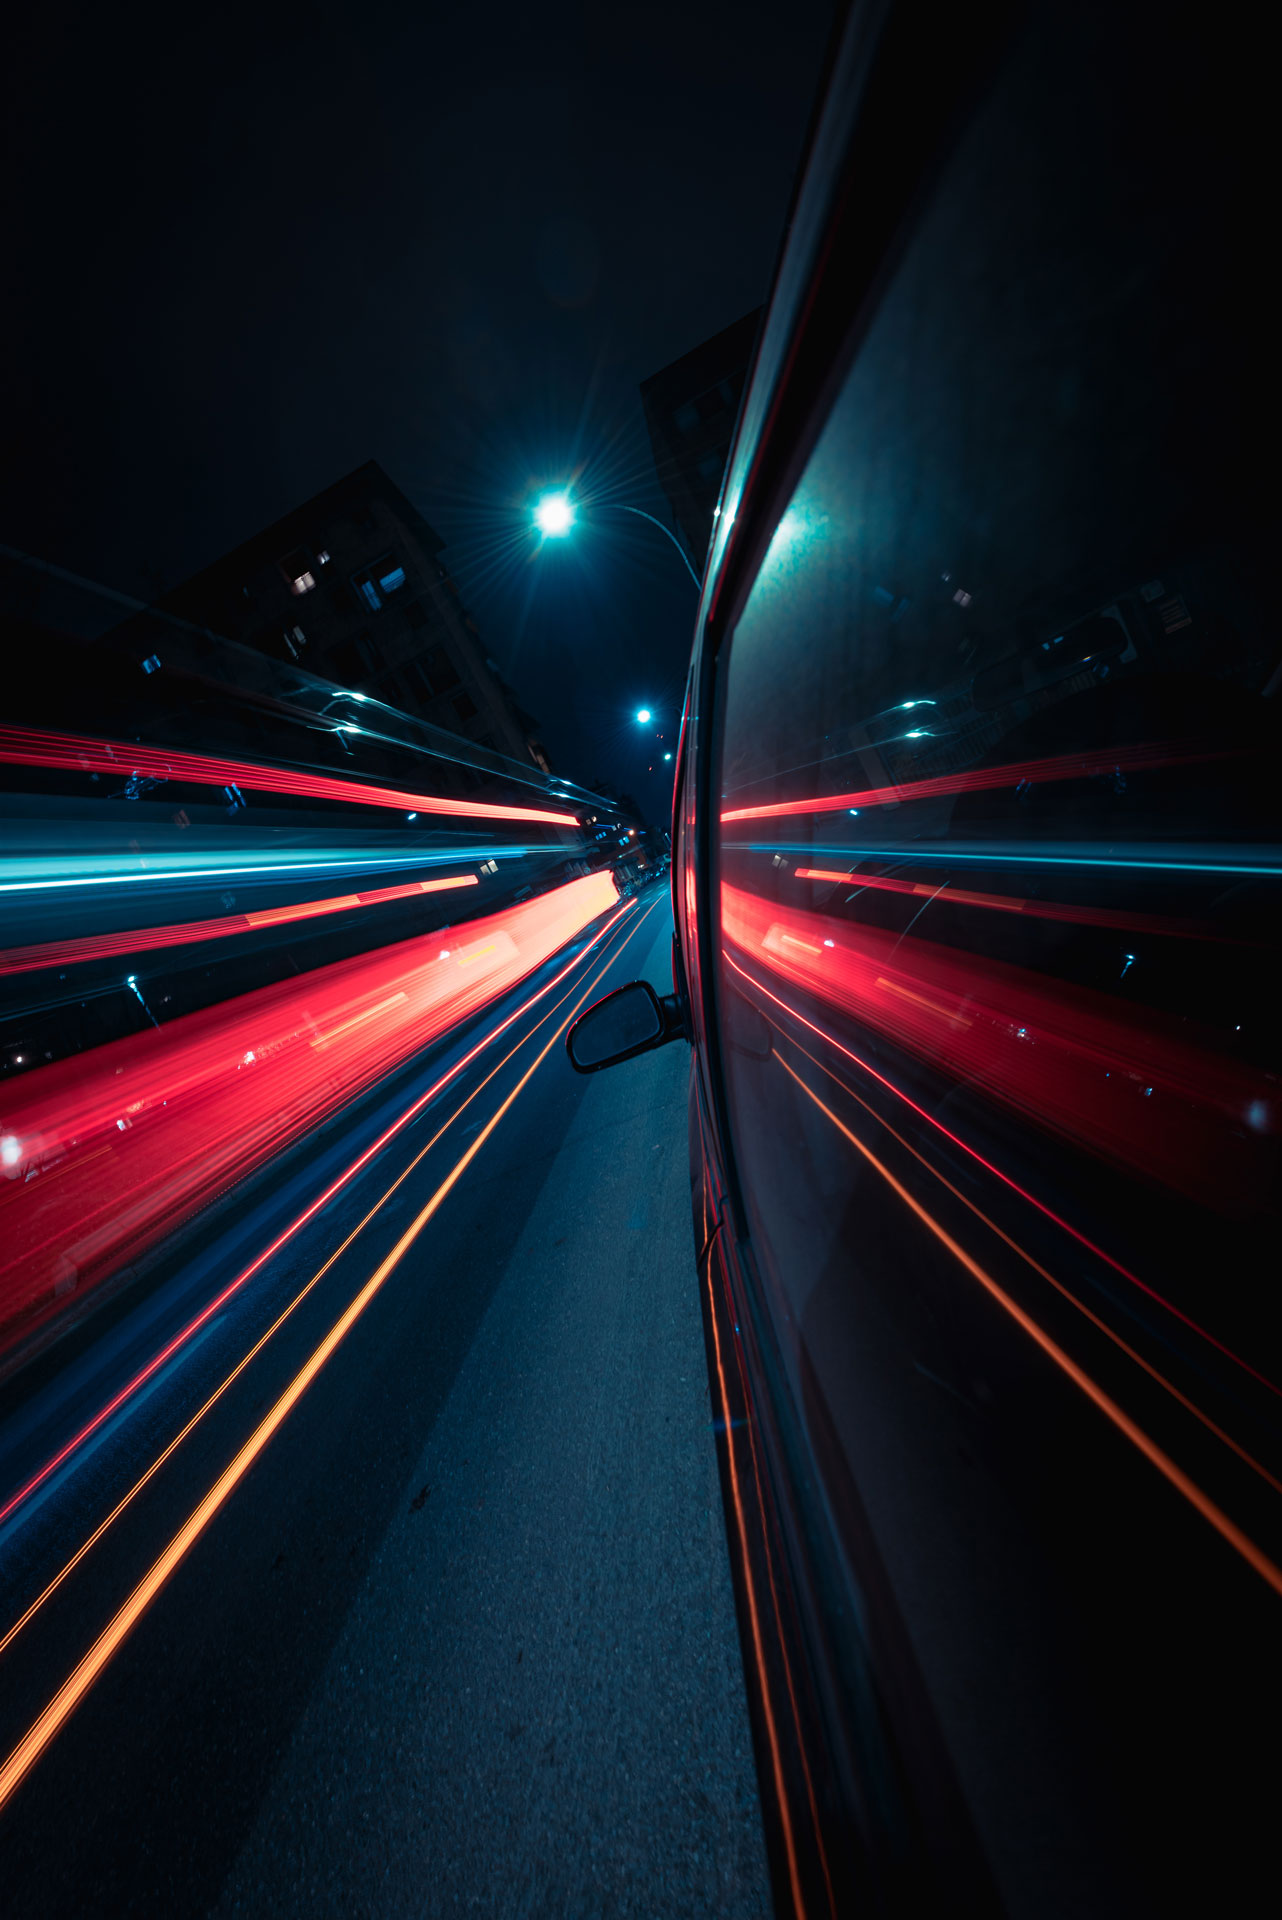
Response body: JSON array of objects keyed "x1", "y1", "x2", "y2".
[
  {"x1": 149, "y1": 462, "x2": 551, "y2": 771},
  {"x1": 639, "y1": 309, "x2": 761, "y2": 575}
]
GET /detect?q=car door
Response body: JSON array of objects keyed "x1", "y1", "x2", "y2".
[{"x1": 686, "y1": 3, "x2": 1280, "y2": 1917}]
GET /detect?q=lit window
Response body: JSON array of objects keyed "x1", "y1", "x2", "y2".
[
  {"x1": 317, "y1": 549, "x2": 331, "y2": 565},
  {"x1": 357, "y1": 578, "x2": 381, "y2": 611},
  {"x1": 279, "y1": 547, "x2": 316, "y2": 594},
  {"x1": 378, "y1": 565, "x2": 406, "y2": 594}
]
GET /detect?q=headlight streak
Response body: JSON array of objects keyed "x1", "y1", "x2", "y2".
[
  {"x1": 763, "y1": 1011, "x2": 1282, "y2": 1499},
  {"x1": 0, "y1": 725, "x2": 579, "y2": 827},
  {"x1": 0, "y1": 872, "x2": 621, "y2": 1349},
  {"x1": 0, "y1": 846, "x2": 546, "y2": 898},
  {"x1": 0, "y1": 874, "x2": 482, "y2": 977},
  {"x1": 0, "y1": 895, "x2": 657, "y2": 1667},
  {"x1": 722, "y1": 951, "x2": 1279, "y2": 1400},
  {"x1": 0, "y1": 896, "x2": 642, "y2": 1535},
  {"x1": 0, "y1": 896, "x2": 661, "y2": 1810},
  {"x1": 719, "y1": 740, "x2": 1229, "y2": 824},
  {"x1": 770, "y1": 1052, "x2": 1282, "y2": 1601}
]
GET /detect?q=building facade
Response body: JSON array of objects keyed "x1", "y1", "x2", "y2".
[
  {"x1": 639, "y1": 308, "x2": 762, "y2": 576},
  {"x1": 153, "y1": 462, "x2": 551, "y2": 771}
]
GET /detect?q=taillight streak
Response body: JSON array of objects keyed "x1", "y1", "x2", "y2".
[
  {"x1": 0, "y1": 725, "x2": 579, "y2": 826},
  {"x1": 722, "y1": 951, "x2": 1279, "y2": 1401},
  {"x1": 0, "y1": 893, "x2": 640, "y2": 1534},
  {"x1": 0, "y1": 895, "x2": 660, "y2": 1812},
  {"x1": 772, "y1": 1052, "x2": 1282, "y2": 1602},
  {"x1": 0, "y1": 874, "x2": 480, "y2": 977}
]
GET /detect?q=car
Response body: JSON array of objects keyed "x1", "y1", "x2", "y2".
[{"x1": 567, "y1": 4, "x2": 1278, "y2": 1916}]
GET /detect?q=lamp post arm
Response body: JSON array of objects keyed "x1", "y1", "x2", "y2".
[{"x1": 602, "y1": 504, "x2": 702, "y2": 591}]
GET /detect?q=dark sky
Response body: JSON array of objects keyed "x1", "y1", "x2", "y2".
[{"x1": 4, "y1": 2, "x2": 833, "y2": 796}]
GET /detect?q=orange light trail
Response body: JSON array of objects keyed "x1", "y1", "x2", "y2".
[
  {"x1": 772, "y1": 1051, "x2": 1282, "y2": 1600},
  {"x1": 723, "y1": 949, "x2": 1280, "y2": 1399},
  {"x1": 0, "y1": 897, "x2": 658, "y2": 1666},
  {"x1": 0, "y1": 895, "x2": 640, "y2": 1532},
  {"x1": 772, "y1": 1020, "x2": 1282, "y2": 1500},
  {"x1": 0, "y1": 724, "x2": 579, "y2": 825},
  {"x1": 703, "y1": 1249, "x2": 808, "y2": 1917},
  {"x1": 0, "y1": 897, "x2": 661, "y2": 1812}
]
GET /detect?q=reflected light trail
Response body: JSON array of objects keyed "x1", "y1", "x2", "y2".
[
  {"x1": 720, "y1": 739, "x2": 1228, "y2": 823},
  {"x1": 739, "y1": 839, "x2": 1282, "y2": 878},
  {"x1": 772, "y1": 1052, "x2": 1282, "y2": 1601},
  {"x1": 0, "y1": 873, "x2": 480, "y2": 976},
  {"x1": 0, "y1": 725, "x2": 579, "y2": 826},
  {"x1": 724, "y1": 950, "x2": 1279, "y2": 1399},
  {"x1": 792, "y1": 868, "x2": 1239, "y2": 941},
  {"x1": 0, "y1": 872, "x2": 618, "y2": 1359},
  {"x1": 772, "y1": 1015, "x2": 1282, "y2": 1496},
  {"x1": 722, "y1": 882, "x2": 1279, "y2": 1210}
]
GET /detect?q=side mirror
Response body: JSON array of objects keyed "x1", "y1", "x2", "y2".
[{"x1": 565, "y1": 980, "x2": 686, "y2": 1074}]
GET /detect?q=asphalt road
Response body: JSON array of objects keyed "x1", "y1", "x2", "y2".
[{"x1": 0, "y1": 884, "x2": 771, "y2": 1918}]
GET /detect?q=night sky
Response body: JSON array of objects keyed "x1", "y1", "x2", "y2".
[{"x1": 4, "y1": 1, "x2": 834, "y2": 796}]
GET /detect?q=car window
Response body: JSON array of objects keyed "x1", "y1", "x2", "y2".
[{"x1": 710, "y1": 10, "x2": 1276, "y2": 1915}]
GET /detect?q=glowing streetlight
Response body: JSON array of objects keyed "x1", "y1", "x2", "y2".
[
  {"x1": 636, "y1": 708, "x2": 652, "y2": 725},
  {"x1": 529, "y1": 488, "x2": 701, "y2": 587},
  {"x1": 533, "y1": 491, "x2": 575, "y2": 537},
  {"x1": 664, "y1": 752, "x2": 672, "y2": 762}
]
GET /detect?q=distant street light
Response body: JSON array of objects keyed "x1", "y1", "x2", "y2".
[
  {"x1": 530, "y1": 489, "x2": 700, "y2": 588},
  {"x1": 636, "y1": 708, "x2": 652, "y2": 725},
  {"x1": 663, "y1": 752, "x2": 672, "y2": 762}
]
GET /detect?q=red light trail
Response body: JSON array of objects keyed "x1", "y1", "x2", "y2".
[
  {"x1": 723, "y1": 949, "x2": 1280, "y2": 1399},
  {"x1": 720, "y1": 739, "x2": 1226, "y2": 823},
  {"x1": 791, "y1": 868, "x2": 1231, "y2": 941},
  {"x1": 773, "y1": 1052, "x2": 1282, "y2": 1601},
  {"x1": 0, "y1": 873, "x2": 480, "y2": 977},
  {"x1": 0, "y1": 894, "x2": 658, "y2": 1816},
  {"x1": 0, "y1": 891, "x2": 647, "y2": 1541},
  {"x1": 0, "y1": 871, "x2": 618, "y2": 1360},
  {"x1": 721, "y1": 881, "x2": 1278, "y2": 1210},
  {"x1": 0, "y1": 724, "x2": 580, "y2": 826}
]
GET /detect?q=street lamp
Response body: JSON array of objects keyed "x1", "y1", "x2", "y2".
[
  {"x1": 636, "y1": 708, "x2": 652, "y2": 725},
  {"x1": 530, "y1": 489, "x2": 701, "y2": 589},
  {"x1": 533, "y1": 491, "x2": 575, "y2": 537}
]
